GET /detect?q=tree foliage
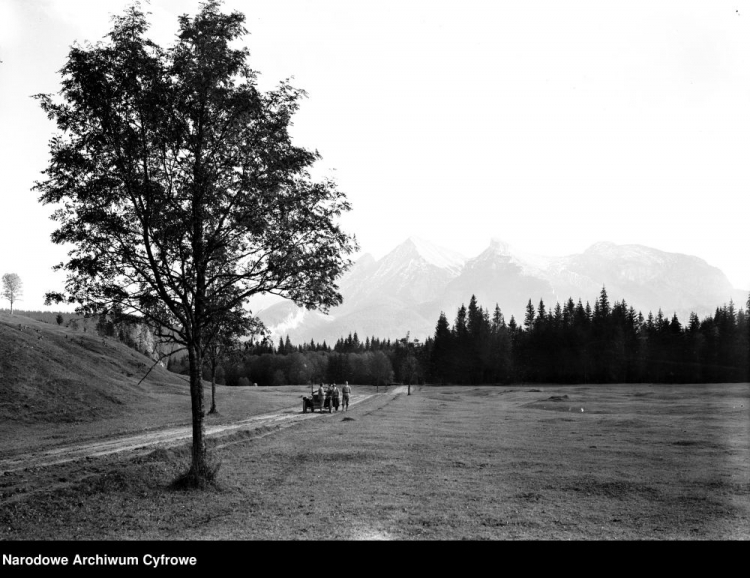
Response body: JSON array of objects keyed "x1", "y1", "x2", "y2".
[{"x1": 34, "y1": 1, "x2": 356, "y2": 483}]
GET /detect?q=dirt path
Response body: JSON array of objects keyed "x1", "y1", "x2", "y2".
[{"x1": 0, "y1": 388, "x2": 407, "y2": 475}]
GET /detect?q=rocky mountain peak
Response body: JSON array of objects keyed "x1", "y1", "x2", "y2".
[
  {"x1": 387, "y1": 236, "x2": 466, "y2": 273},
  {"x1": 489, "y1": 238, "x2": 513, "y2": 255}
]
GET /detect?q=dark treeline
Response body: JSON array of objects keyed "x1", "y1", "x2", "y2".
[
  {"x1": 170, "y1": 332, "x2": 426, "y2": 387},
  {"x1": 167, "y1": 288, "x2": 749, "y2": 386},
  {"x1": 427, "y1": 289, "x2": 749, "y2": 384}
]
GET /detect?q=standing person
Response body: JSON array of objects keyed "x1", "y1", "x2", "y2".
[
  {"x1": 325, "y1": 383, "x2": 333, "y2": 410},
  {"x1": 342, "y1": 381, "x2": 352, "y2": 411},
  {"x1": 332, "y1": 383, "x2": 340, "y2": 411},
  {"x1": 316, "y1": 383, "x2": 325, "y2": 405}
]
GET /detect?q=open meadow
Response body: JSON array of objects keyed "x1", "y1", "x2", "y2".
[{"x1": 1, "y1": 382, "x2": 748, "y2": 540}]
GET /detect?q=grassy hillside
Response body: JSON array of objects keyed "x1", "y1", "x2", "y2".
[
  {"x1": 0, "y1": 312, "x2": 188, "y2": 425},
  {"x1": 0, "y1": 312, "x2": 314, "y2": 456}
]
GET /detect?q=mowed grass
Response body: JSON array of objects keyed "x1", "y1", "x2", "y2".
[{"x1": 1, "y1": 383, "x2": 748, "y2": 540}]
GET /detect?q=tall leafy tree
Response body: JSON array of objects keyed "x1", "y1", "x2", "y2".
[
  {"x1": 371, "y1": 350, "x2": 395, "y2": 388},
  {"x1": 1, "y1": 273, "x2": 22, "y2": 314},
  {"x1": 204, "y1": 305, "x2": 265, "y2": 414},
  {"x1": 34, "y1": 2, "x2": 356, "y2": 485}
]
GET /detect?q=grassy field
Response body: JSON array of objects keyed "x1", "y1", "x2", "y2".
[{"x1": 1, "y1": 382, "x2": 748, "y2": 540}]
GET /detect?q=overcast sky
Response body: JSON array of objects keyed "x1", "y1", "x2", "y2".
[{"x1": 1, "y1": 0, "x2": 748, "y2": 311}]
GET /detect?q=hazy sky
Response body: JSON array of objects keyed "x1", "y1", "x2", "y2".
[{"x1": 1, "y1": 0, "x2": 748, "y2": 311}]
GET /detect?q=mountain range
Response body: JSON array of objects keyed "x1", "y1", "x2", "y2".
[{"x1": 255, "y1": 237, "x2": 747, "y2": 344}]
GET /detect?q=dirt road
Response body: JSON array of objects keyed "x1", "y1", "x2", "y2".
[{"x1": 0, "y1": 388, "x2": 407, "y2": 475}]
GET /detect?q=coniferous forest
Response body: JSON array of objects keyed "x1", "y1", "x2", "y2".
[
  {"x1": 426, "y1": 289, "x2": 749, "y2": 385},
  {"x1": 167, "y1": 288, "x2": 749, "y2": 387}
]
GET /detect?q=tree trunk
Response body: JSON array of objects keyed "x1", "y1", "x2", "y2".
[
  {"x1": 187, "y1": 343, "x2": 207, "y2": 477},
  {"x1": 189, "y1": 150, "x2": 208, "y2": 482}
]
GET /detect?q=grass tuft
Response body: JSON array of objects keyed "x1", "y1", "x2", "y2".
[{"x1": 170, "y1": 458, "x2": 222, "y2": 491}]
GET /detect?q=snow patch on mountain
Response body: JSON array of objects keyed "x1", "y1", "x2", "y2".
[
  {"x1": 489, "y1": 237, "x2": 554, "y2": 277},
  {"x1": 407, "y1": 237, "x2": 466, "y2": 273},
  {"x1": 367, "y1": 237, "x2": 465, "y2": 287}
]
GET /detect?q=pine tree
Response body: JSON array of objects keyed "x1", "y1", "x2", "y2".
[
  {"x1": 537, "y1": 299, "x2": 546, "y2": 325},
  {"x1": 553, "y1": 302, "x2": 563, "y2": 327},
  {"x1": 524, "y1": 299, "x2": 536, "y2": 330},
  {"x1": 563, "y1": 298, "x2": 575, "y2": 328},
  {"x1": 453, "y1": 305, "x2": 466, "y2": 335},
  {"x1": 491, "y1": 304, "x2": 505, "y2": 330},
  {"x1": 431, "y1": 312, "x2": 453, "y2": 384},
  {"x1": 598, "y1": 286, "x2": 610, "y2": 318},
  {"x1": 453, "y1": 304, "x2": 470, "y2": 383}
]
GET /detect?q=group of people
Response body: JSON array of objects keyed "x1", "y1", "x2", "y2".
[{"x1": 315, "y1": 381, "x2": 352, "y2": 412}]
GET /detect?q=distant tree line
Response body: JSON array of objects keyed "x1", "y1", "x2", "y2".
[
  {"x1": 171, "y1": 288, "x2": 749, "y2": 387},
  {"x1": 425, "y1": 289, "x2": 749, "y2": 385},
  {"x1": 169, "y1": 332, "x2": 426, "y2": 387}
]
